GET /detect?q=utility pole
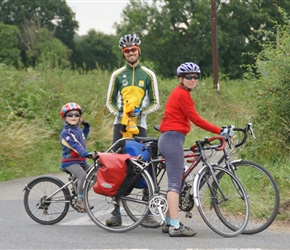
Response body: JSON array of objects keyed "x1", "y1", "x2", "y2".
[{"x1": 211, "y1": 0, "x2": 219, "y2": 91}]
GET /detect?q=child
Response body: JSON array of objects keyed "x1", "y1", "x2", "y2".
[{"x1": 60, "y1": 102, "x2": 95, "y2": 212}]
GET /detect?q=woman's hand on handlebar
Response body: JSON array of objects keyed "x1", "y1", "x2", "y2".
[{"x1": 220, "y1": 125, "x2": 235, "y2": 140}]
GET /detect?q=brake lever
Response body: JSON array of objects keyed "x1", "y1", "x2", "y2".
[
  {"x1": 227, "y1": 138, "x2": 232, "y2": 149},
  {"x1": 249, "y1": 126, "x2": 256, "y2": 139}
]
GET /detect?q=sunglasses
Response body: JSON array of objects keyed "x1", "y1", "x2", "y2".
[
  {"x1": 183, "y1": 75, "x2": 199, "y2": 80},
  {"x1": 66, "y1": 113, "x2": 80, "y2": 117},
  {"x1": 122, "y1": 47, "x2": 139, "y2": 54}
]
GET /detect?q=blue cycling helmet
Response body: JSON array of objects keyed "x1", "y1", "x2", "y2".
[{"x1": 177, "y1": 62, "x2": 201, "y2": 77}]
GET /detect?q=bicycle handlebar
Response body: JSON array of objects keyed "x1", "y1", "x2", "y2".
[
  {"x1": 233, "y1": 122, "x2": 256, "y2": 148},
  {"x1": 190, "y1": 135, "x2": 226, "y2": 153}
]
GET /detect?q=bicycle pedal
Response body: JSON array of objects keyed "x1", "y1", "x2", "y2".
[
  {"x1": 75, "y1": 206, "x2": 86, "y2": 213},
  {"x1": 76, "y1": 208, "x2": 86, "y2": 213},
  {"x1": 185, "y1": 212, "x2": 192, "y2": 218}
]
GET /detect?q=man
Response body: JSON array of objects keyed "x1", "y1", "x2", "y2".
[
  {"x1": 105, "y1": 33, "x2": 160, "y2": 227},
  {"x1": 106, "y1": 33, "x2": 160, "y2": 143}
]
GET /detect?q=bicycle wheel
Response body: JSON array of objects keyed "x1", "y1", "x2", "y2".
[
  {"x1": 196, "y1": 165, "x2": 249, "y2": 237},
  {"x1": 124, "y1": 161, "x2": 168, "y2": 228},
  {"x1": 23, "y1": 176, "x2": 70, "y2": 225},
  {"x1": 227, "y1": 160, "x2": 280, "y2": 234},
  {"x1": 83, "y1": 163, "x2": 155, "y2": 233}
]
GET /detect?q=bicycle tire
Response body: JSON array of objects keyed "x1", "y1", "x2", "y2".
[
  {"x1": 196, "y1": 165, "x2": 250, "y2": 237},
  {"x1": 83, "y1": 163, "x2": 155, "y2": 233},
  {"x1": 123, "y1": 161, "x2": 168, "y2": 228},
  {"x1": 225, "y1": 160, "x2": 280, "y2": 234},
  {"x1": 23, "y1": 176, "x2": 70, "y2": 225}
]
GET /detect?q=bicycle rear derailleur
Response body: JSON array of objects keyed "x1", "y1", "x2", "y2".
[{"x1": 179, "y1": 183, "x2": 194, "y2": 214}]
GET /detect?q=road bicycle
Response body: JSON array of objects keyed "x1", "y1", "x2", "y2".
[
  {"x1": 152, "y1": 123, "x2": 280, "y2": 235},
  {"x1": 23, "y1": 167, "x2": 93, "y2": 225},
  {"x1": 83, "y1": 135, "x2": 250, "y2": 237},
  {"x1": 215, "y1": 123, "x2": 280, "y2": 235}
]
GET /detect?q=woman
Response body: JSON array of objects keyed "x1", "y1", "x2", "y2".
[{"x1": 158, "y1": 62, "x2": 230, "y2": 237}]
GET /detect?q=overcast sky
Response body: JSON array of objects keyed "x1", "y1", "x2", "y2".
[{"x1": 66, "y1": 0, "x2": 132, "y2": 35}]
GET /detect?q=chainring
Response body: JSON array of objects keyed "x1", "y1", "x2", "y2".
[{"x1": 149, "y1": 195, "x2": 168, "y2": 216}]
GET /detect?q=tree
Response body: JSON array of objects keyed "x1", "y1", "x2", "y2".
[
  {"x1": 253, "y1": 9, "x2": 290, "y2": 160},
  {"x1": 217, "y1": 0, "x2": 290, "y2": 78},
  {"x1": 33, "y1": 28, "x2": 71, "y2": 68},
  {"x1": 116, "y1": 0, "x2": 210, "y2": 77},
  {"x1": 0, "y1": 0, "x2": 78, "y2": 48},
  {"x1": 115, "y1": 0, "x2": 290, "y2": 79},
  {"x1": 72, "y1": 30, "x2": 119, "y2": 71},
  {"x1": 0, "y1": 23, "x2": 21, "y2": 67},
  {"x1": 0, "y1": 0, "x2": 78, "y2": 66}
]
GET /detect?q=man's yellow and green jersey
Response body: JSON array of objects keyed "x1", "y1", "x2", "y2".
[{"x1": 106, "y1": 64, "x2": 160, "y2": 129}]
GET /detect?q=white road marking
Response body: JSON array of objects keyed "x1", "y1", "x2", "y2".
[{"x1": 60, "y1": 216, "x2": 94, "y2": 225}]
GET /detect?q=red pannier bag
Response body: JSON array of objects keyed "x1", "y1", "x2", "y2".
[{"x1": 93, "y1": 153, "x2": 131, "y2": 197}]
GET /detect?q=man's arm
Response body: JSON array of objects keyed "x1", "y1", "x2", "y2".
[
  {"x1": 140, "y1": 66, "x2": 160, "y2": 115},
  {"x1": 106, "y1": 68, "x2": 124, "y2": 115}
]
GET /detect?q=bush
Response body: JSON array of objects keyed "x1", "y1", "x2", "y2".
[{"x1": 251, "y1": 12, "x2": 290, "y2": 163}]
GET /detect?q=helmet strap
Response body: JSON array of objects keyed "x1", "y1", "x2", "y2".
[
  {"x1": 181, "y1": 84, "x2": 192, "y2": 91},
  {"x1": 180, "y1": 80, "x2": 192, "y2": 92}
]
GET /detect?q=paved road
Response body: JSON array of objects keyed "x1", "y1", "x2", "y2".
[{"x1": 0, "y1": 173, "x2": 289, "y2": 250}]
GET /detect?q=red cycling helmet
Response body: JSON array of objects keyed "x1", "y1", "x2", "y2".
[{"x1": 60, "y1": 102, "x2": 82, "y2": 118}]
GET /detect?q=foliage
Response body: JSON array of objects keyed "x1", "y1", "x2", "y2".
[
  {"x1": 0, "y1": 0, "x2": 78, "y2": 48},
  {"x1": 1, "y1": 0, "x2": 290, "y2": 81},
  {"x1": 0, "y1": 62, "x2": 256, "y2": 181},
  {"x1": 1, "y1": 59, "x2": 290, "y2": 219},
  {"x1": 115, "y1": 0, "x2": 290, "y2": 79},
  {"x1": 25, "y1": 27, "x2": 71, "y2": 68},
  {"x1": 218, "y1": 0, "x2": 290, "y2": 78},
  {"x1": 71, "y1": 30, "x2": 120, "y2": 71},
  {"x1": 0, "y1": 22, "x2": 21, "y2": 67},
  {"x1": 0, "y1": 0, "x2": 78, "y2": 67},
  {"x1": 1, "y1": 1, "x2": 290, "y2": 220},
  {"x1": 247, "y1": 9, "x2": 290, "y2": 163},
  {"x1": 0, "y1": 120, "x2": 53, "y2": 180}
]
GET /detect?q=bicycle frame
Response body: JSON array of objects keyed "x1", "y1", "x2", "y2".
[
  {"x1": 181, "y1": 142, "x2": 230, "y2": 208},
  {"x1": 50, "y1": 179, "x2": 77, "y2": 202},
  {"x1": 132, "y1": 136, "x2": 229, "y2": 209},
  {"x1": 24, "y1": 176, "x2": 76, "y2": 202}
]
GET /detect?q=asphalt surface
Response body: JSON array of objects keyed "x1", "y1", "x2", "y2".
[{"x1": 0, "y1": 173, "x2": 290, "y2": 250}]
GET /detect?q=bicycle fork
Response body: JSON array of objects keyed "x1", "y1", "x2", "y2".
[{"x1": 193, "y1": 164, "x2": 229, "y2": 208}]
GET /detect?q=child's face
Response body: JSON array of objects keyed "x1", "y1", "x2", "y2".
[{"x1": 65, "y1": 111, "x2": 81, "y2": 125}]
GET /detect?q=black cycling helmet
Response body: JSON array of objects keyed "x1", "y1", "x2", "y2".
[
  {"x1": 118, "y1": 33, "x2": 141, "y2": 49},
  {"x1": 177, "y1": 62, "x2": 201, "y2": 77}
]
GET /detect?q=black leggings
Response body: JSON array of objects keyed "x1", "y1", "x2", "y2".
[{"x1": 113, "y1": 124, "x2": 147, "y2": 143}]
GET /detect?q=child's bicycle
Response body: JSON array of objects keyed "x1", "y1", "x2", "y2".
[
  {"x1": 23, "y1": 167, "x2": 93, "y2": 225},
  {"x1": 83, "y1": 135, "x2": 250, "y2": 237}
]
